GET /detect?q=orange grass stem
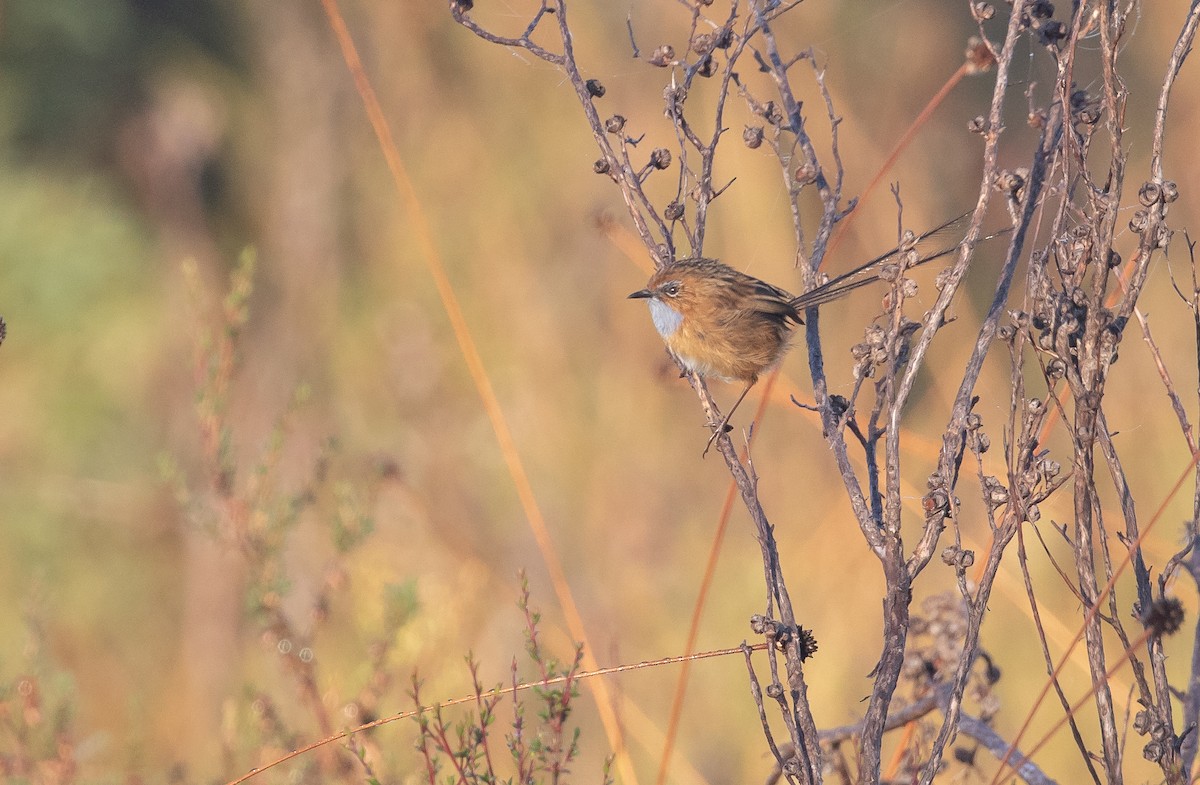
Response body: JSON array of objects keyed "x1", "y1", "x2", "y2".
[
  {"x1": 316, "y1": 2, "x2": 634, "y2": 783},
  {"x1": 993, "y1": 626, "x2": 1154, "y2": 783},
  {"x1": 225, "y1": 643, "x2": 769, "y2": 785},
  {"x1": 987, "y1": 447, "x2": 1200, "y2": 785},
  {"x1": 655, "y1": 371, "x2": 779, "y2": 785},
  {"x1": 826, "y1": 63, "x2": 969, "y2": 263}
]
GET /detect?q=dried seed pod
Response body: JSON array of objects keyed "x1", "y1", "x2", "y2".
[
  {"x1": 995, "y1": 169, "x2": 1025, "y2": 195},
  {"x1": 964, "y1": 36, "x2": 997, "y2": 72},
  {"x1": 968, "y1": 115, "x2": 987, "y2": 134},
  {"x1": 663, "y1": 85, "x2": 686, "y2": 118},
  {"x1": 664, "y1": 201, "x2": 684, "y2": 221},
  {"x1": 1138, "y1": 181, "x2": 1162, "y2": 206},
  {"x1": 794, "y1": 162, "x2": 817, "y2": 185},
  {"x1": 649, "y1": 148, "x2": 672, "y2": 170},
  {"x1": 593, "y1": 158, "x2": 611, "y2": 175},
  {"x1": 586, "y1": 79, "x2": 606, "y2": 98},
  {"x1": 743, "y1": 125, "x2": 764, "y2": 149},
  {"x1": 604, "y1": 114, "x2": 626, "y2": 134},
  {"x1": 1039, "y1": 20, "x2": 1066, "y2": 45},
  {"x1": 1129, "y1": 209, "x2": 1149, "y2": 233},
  {"x1": 648, "y1": 45, "x2": 675, "y2": 67}
]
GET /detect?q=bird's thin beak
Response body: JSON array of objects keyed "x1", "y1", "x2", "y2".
[{"x1": 627, "y1": 288, "x2": 653, "y2": 299}]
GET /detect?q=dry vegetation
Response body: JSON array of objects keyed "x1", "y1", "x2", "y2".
[{"x1": 3, "y1": 1, "x2": 1200, "y2": 784}]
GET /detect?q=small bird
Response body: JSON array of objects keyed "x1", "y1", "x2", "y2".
[
  {"x1": 628, "y1": 258, "x2": 803, "y2": 456},
  {"x1": 629, "y1": 214, "x2": 990, "y2": 455}
]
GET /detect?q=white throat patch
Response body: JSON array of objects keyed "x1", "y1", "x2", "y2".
[{"x1": 648, "y1": 298, "x2": 683, "y2": 338}]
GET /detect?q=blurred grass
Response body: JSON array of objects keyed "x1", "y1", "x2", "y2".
[{"x1": 0, "y1": 0, "x2": 1198, "y2": 782}]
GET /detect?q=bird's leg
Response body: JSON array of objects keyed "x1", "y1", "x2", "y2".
[{"x1": 703, "y1": 380, "x2": 755, "y2": 458}]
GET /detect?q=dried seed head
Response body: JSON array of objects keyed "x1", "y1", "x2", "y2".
[
  {"x1": 649, "y1": 148, "x2": 672, "y2": 170},
  {"x1": 450, "y1": 0, "x2": 474, "y2": 12},
  {"x1": 593, "y1": 158, "x2": 612, "y2": 175},
  {"x1": 1039, "y1": 20, "x2": 1066, "y2": 45},
  {"x1": 971, "y1": 3, "x2": 995, "y2": 21},
  {"x1": 1163, "y1": 180, "x2": 1179, "y2": 203},
  {"x1": 964, "y1": 36, "x2": 996, "y2": 72},
  {"x1": 1138, "y1": 181, "x2": 1162, "y2": 206},
  {"x1": 941, "y1": 545, "x2": 975, "y2": 570},
  {"x1": 743, "y1": 125, "x2": 764, "y2": 149},
  {"x1": 648, "y1": 45, "x2": 675, "y2": 67},
  {"x1": 1141, "y1": 597, "x2": 1184, "y2": 637},
  {"x1": 604, "y1": 114, "x2": 626, "y2": 134},
  {"x1": 1129, "y1": 209, "x2": 1149, "y2": 233},
  {"x1": 664, "y1": 201, "x2": 684, "y2": 221},
  {"x1": 968, "y1": 115, "x2": 987, "y2": 134},
  {"x1": 761, "y1": 100, "x2": 784, "y2": 126},
  {"x1": 692, "y1": 33, "x2": 715, "y2": 56},
  {"x1": 697, "y1": 54, "x2": 717, "y2": 78},
  {"x1": 794, "y1": 161, "x2": 818, "y2": 185},
  {"x1": 995, "y1": 169, "x2": 1025, "y2": 195},
  {"x1": 713, "y1": 27, "x2": 734, "y2": 49},
  {"x1": 902, "y1": 278, "x2": 919, "y2": 298},
  {"x1": 923, "y1": 489, "x2": 950, "y2": 515},
  {"x1": 797, "y1": 627, "x2": 818, "y2": 660},
  {"x1": 586, "y1": 78, "x2": 606, "y2": 98},
  {"x1": 663, "y1": 85, "x2": 687, "y2": 118}
]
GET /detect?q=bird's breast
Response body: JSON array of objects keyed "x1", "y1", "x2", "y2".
[{"x1": 647, "y1": 298, "x2": 683, "y2": 339}]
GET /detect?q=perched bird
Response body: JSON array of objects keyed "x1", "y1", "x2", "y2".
[
  {"x1": 628, "y1": 257, "x2": 803, "y2": 456},
  {"x1": 629, "y1": 214, "x2": 988, "y2": 455}
]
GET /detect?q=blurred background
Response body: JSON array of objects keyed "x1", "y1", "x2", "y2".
[{"x1": 2, "y1": 0, "x2": 1199, "y2": 782}]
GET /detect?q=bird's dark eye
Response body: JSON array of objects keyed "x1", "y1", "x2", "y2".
[{"x1": 663, "y1": 282, "x2": 681, "y2": 297}]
